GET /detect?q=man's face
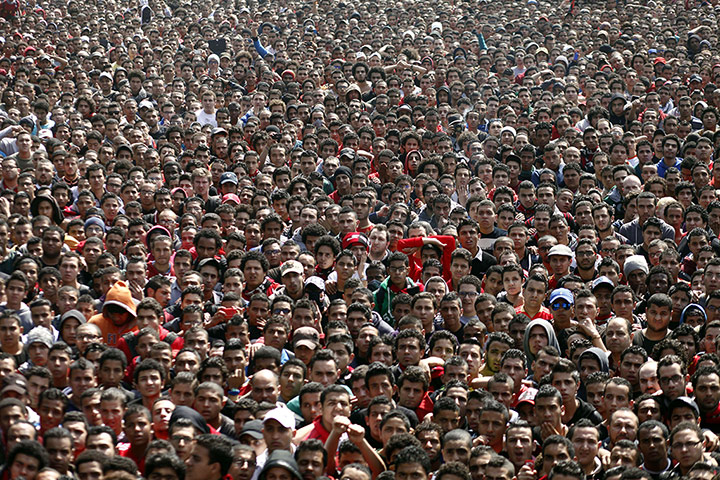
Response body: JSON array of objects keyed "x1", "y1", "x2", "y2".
[
  {"x1": 186, "y1": 444, "x2": 222, "y2": 480},
  {"x1": 397, "y1": 337, "x2": 423, "y2": 368},
  {"x1": 168, "y1": 425, "x2": 196, "y2": 460},
  {"x1": 310, "y1": 360, "x2": 338, "y2": 387},
  {"x1": 100, "y1": 398, "x2": 125, "y2": 433},
  {"x1": 501, "y1": 358, "x2": 526, "y2": 393},
  {"x1": 506, "y1": 426, "x2": 534, "y2": 465},
  {"x1": 617, "y1": 351, "x2": 643, "y2": 387},
  {"x1": 194, "y1": 388, "x2": 224, "y2": 423},
  {"x1": 10, "y1": 453, "x2": 40, "y2": 480},
  {"x1": 523, "y1": 280, "x2": 547, "y2": 310},
  {"x1": 136, "y1": 368, "x2": 164, "y2": 399},
  {"x1": 670, "y1": 428, "x2": 703, "y2": 469},
  {"x1": 638, "y1": 425, "x2": 668, "y2": 464},
  {"x1": 263, "y1": 419, "x2": 293, "y2": 453},
  {"x1": 435, "y1": 407, "x2": 461, "y2": 433},
  {"x1": 609, "y1": 411, "x2": 638, "y2": 444},
  {"x1": 604, "y1": 383, "x2": 631, "y2": 413},
  {"x1": 533, "y1": 351, "x2": 559, "y2": 381},
  {"x1": 535, "y1": 394, "x2": 564, "y2": 426},
  {"x1": 85, "y1": 433, "x2": 115, "y2": 456},
  {"x1": 398, "y1": 380, "x2": 425, "y2": 409},
  {"x1": 478, "y1": 410, "x2": 506, "y2": 446},
  {"x1": 551, "y1": 372, "x2": 578, "y2": 405},
  {"x1": 572, "y1": 426, "x2": 600, "y2": 468},
  {"x1": 0, "y1": 405, "x2": 25, "y2": 435},
  {"x1": 694, "y1": 373, "x2": 720, "y2": 412},
  {"x1": 541, "y1": 443, "x2": 571, "y2": 475},
  {"x1": 485, "y1": 341, "x2": 511, "y2": 375},
  {"x1": 124, "y1": 412, "x2": 152, "y2": 446},
  {"x1": 646, "y1": 304, "x2": 670, "y2": 334},
  {"x1": 297, "y1": 449, "x2": 324, "y2": 480}
]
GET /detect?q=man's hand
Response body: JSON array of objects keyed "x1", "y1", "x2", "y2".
[
  {"x1": 346, "y1": 424, "x2": 365, "y2": 444},
  {"x1": 227, "y1": 369, "x2": 245, "y2": 389},
  {"x1": 424, "y1": 238, "x2": 446, "y2": 249},
  {"x1": 246, "y1": 342, "x2": 263, "y2": 362},
  {"x1": 205, "y1": 310, "x2": 226, "y2": 329},
  {"x1": 516, "y1": 462, "x2": 536, "y2": 480},
  {"x1": 332, "y1": 416, "x2": 351, "y2": 435},
  {"x1": 255, "y1": 317, "x2": 267, "y2": 330},
  {"x1": 0, "y1": 197, "x2": 10, "y2": 219},
  {"x1": 473, "y1": 435, "x2": 491, "y2": 447},
  {"x1": 376, "y1": 205, "x2": 390, "y2": 218},
  {"x1": 129, "y1": 280, "x2": 144, "y2": 301},
  {"x1": 598, "y1": 448, "x2": 612, "y2": 470},
  {"x1": 574, "y1": 317, "x2": 601, "y2": 340},
  {"x1": 540, "y1": 421, "x2": 567, "y2": 439},
  {"x1": 704, "y1": 430, "x2": 720, "y2": 451},
  {"x1": 419, "y1": 356, "x2": 445, "y2": 369}
]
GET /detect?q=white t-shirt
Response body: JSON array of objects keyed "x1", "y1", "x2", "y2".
[{"x1": 195, "y1": 109, "x2": 218, "y2": 127}]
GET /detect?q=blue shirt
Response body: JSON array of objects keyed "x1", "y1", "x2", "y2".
[{"x1": 655, "y1": 157, "x2": 682, "y2": 178}]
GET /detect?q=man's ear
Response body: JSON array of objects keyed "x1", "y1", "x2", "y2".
[{"x1": 208, "y1": 461, "x2": 221, "y2": 479}]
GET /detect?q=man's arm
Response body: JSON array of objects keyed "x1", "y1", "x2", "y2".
[{"x1": 346, "y1": 423, "x2": 386, "y2": 477}]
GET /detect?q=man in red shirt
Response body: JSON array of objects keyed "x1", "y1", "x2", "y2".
[{"x1": 516, "y1": 273, "x2": 553, "y2": 321}]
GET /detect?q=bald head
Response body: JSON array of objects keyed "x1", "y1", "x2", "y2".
[
  {"x1": 622, "y1": 175, "x2": 642, "y2": 195},
  {"x1": 639, "y1": 360, "x2": 659, "y2": 395},
  {"x1": 250, "y1": 369, "x2": 279, "y2": 404}
]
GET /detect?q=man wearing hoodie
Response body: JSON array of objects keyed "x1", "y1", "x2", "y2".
[
  {"x1": 523, "y1": 319, "x2": 562, "y2": 370},
  {"x1": 89, "y1": 280, "x2": 138, "y2": 347},
  {"x1": 578, "y1": 348, "x2": 610, "y2": 386},
  {"x1": 258, "y1": 450, "x2": 303, "y2": 480}
]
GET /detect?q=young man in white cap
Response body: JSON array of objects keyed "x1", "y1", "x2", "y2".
[
  {"x1": 257, "y1": 407, "x2": 296, "y2": 473},
  {"x1": 276, "y1": 260, "x2": 306, "y2": 302},
  {"x1": 547, "y1": 244, "x2": 574, "y2": 290}
]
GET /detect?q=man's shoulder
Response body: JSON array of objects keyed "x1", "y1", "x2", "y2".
[{"x1": 619, "y1": 219, "x2": 639, "y2": 230}]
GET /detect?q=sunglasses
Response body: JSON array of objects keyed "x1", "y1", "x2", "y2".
[{"x1": 550, "y1": 301, "x2": 572, "y2": 311}]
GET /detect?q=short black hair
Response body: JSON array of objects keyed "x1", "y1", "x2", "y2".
[
  {"x1": 7, "y1": 440, "x2": 49, "y2": 472},
  {"x1": 394, "y1": 445, "x2": 431, "y2": 474},
  {"x1": 145, "y1": 453, "x2": 186, "y2": 479},
  {"x1": 195, "y1": 434, "x2": 234, "y2": 476}
]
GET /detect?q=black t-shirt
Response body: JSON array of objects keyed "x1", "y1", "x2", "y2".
[
  {"x1": 632, "y1": 329, "x2": 669, "y2": 355},
  {"x1": 569, "y1": 398, "x2": 603, "y2": 425}
]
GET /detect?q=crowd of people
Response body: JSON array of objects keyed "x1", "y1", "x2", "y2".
[{"x1": 0, "y1": 0, "x2": 720, "y2": 478}]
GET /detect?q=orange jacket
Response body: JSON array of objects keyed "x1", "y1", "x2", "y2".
[{"x1": 89, "y1": 280, "x2": 138, "y2": 347}]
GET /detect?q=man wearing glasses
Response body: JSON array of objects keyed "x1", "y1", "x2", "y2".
[{"x1": 669, "y1": 421, "x2": 706, "y2": 476}]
